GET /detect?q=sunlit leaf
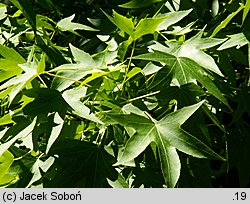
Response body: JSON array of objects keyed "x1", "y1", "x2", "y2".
[
  {"x1": 62, "y1": 87, "x2": 103, "y2": 124},
  {"x1": 0, "y1": 45, "x2": 26, "y2": 83},
  {"x1": 103, "y1": 10, "x2": 135, "y2": 37},
  {"x1": 104, "y1": 10, "x2": 169, "y2": 40},
  {"x1": 46, "y1": 113, "x2": 64, "y2": 154},
  {"x1": 26, "y1": 156, "x2": 55, "y2": 187},
  {"x1": 150, "y1": 29, "x2": 226, "y2": 76},
  {"x1": 156, "y1": 9, "x2": 192, "y2": 31},
  {"x1": 0, "y1": 118, "x2": 36, "y2": 157},
  {"x1": 57, "y1": 14, "x2": 98, "y2": 33},
  {"x1": 133, "y1": 17, "x2": 167, "y2": 40},
  {"x1": 0, "y1": 150, "x2": 14, "y2": 181},
  {"x1": 211, "y1": 3, "x2": 244, "y2": 37},
  {"x1": 0, "y1": 61, "x2": 39, "y2": 103},
  {"x1": 0, "y1": 3, "x2": 7, "y2": 20},
  {"x1": 211, "y1": 0, "x2": 219, "y2": 17},
  {"x1": 217, "y1": 33, "x2": 249, "y2": 50},
  {"x1": 243, "y1": 0, "x2": 250, "y2": 24}
]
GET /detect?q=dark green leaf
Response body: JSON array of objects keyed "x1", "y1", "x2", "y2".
[
  {"x1": 9, "y1": 0, "x2": 36, "y2": 33},
  {"x1": 119, "y1": 0, "x2": 163, "y2": 8},
  {"x1": 46, "y1": 139, "x2": 118, "y2": 187}
]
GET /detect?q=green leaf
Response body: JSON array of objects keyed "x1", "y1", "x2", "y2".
[
  {"x1": 165, "y1": 21, "x2": 196, "y2": 36},
  {"x1": 47, "y1": 139, "x2": 118, "y2": 187},
  {"x1": 8, "y1": 146, "x2": 43, "y2": 187},
  {"x1": 0, "y1": 150, "x2": 16, "y2": 187},
  {"x1": 0, "y1": 150, "x2": 14, "y2": 180},
  {"x1": 0, "y1": 118, "x2": 36, "y2": 157},
  {"x1": 156, "y1": 9, "x2": 193, "y2": 31},
  {"x1": 0, "y1": 3, "x2": 7, "y2": 20},
  {"x1": 36, "y1": 53, "x2": 46, "y2": 74},
  {"x1": 0, "y1": 44, "x2": 26, "y2": 83},
  {"x1": 50, "y1": 44, "x2": 97, "y2": 91},
  {"x1": 211, "y1": 3, "x2": 244, "y2": 37},
  {"x1": 9, "y1": 0, "x2": 36, "y2": 33},
  {"x1": 243, "y1": 0, "x2": 250, "y2": 24},
  {"x1": 69, "y1": 44, "x2": 96, "y2": 66},
  {"x1": 36, "y1": 35, "x2": 67, "y2": 66},
  {"x1": 217, "y1": 33, "x2": 249, "y2": 50},
  {"x1": 125, "y1": 67, "x2": 142, "y2": 82},
  {"x1": 36, "y1": 15, "x2": 55, "y2": 31},
  {"x1": 46, "y1": 113, "x2": 64, "y2": 154},
  {"x1": 104, "y1": 10, "x2": 169, "y2": 40},
  {"x1": 50, "y1": 69, "x2": 87, "y2": 91},
  {"x1": 165, "y1": 0, "x2": 180, "y2": 11},
  {"x1": 109, "y1": 101, "x2": 225, "y2": 187},
  {"x1": 118, "y1": 36, "x2": 134, "y2": 60},
  {"x1": 134, "y1": 50, "x2": 230, "y2": 108},
  {"x1": 133, "y1": 17, "x2": 168, "y2": 40},
  {"x1": 107, "y1": 171, "x2": 129, "y2": 188},
  {"x1": 150, "y1": 29, "x2": 226, "y2": 76},
  {"x1": 22, "y1": 88, "x2": 69, "y2": 116},
  {"x1": 0, "y1": 61, "x2": 39, "y2": 103},
  {"x1": 143, "y1": 62, "x2": 162, "y2": 76},
  {"x1": 212, "y1": 0, "x2": 219, "y2": 17},
  {"x1": 103, "y1": 10, "x2": 135, "y2": 37},
  {"x1": 0, "y1": 113, "x2": 13, "y2": 126},
  {"x1": 113, "y1": 114, "x2": 152, "y2": 164},
  {"x1": 57, "y1": 14, "x2": 98, "y2": 33},
  {"x1": 0, "y1": 129, "x2": 8, "y2": 140},
  {"x1": 156, "y1": 143, "x2": 180, "y2": 188},
  {"x1": 119, "y1": 0, "x2": 163, "y2": 8},
  {"x1": 62, "y1": 87, "x2": 103, "y2": 124},
  {"x1": 26, "y1": 156, "x2": 55, "y2": 187}
]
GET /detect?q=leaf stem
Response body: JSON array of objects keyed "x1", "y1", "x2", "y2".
[
  {"x1": 128, "y1": 40, "x2": 136, "y2": 70},
  {"x1": 45, "y1": 72, "x2": 81, "y2": 83},
  {"x1": 121, "y1": 40, "x2": 136, "y2": 95},
  {"x1": 38, "y1": 76, "x2": 48, "y2": 88},
  {"x1": 125, "y1": 90, "x2": 160, "y2": 103}
]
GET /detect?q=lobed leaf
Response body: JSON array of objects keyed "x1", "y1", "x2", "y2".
[
  {"x1": 57, "y1": 14, "x2": 98, "y2": 33},
  {"x1": 217, "y1": 33, "x2": 249, "y2": 50},
  {"x1": 109, "y1": 101, "x2": 225, "y2": 187},
  {"x1": 134, "y1": 51, "x2": 230, "y2": 108}
]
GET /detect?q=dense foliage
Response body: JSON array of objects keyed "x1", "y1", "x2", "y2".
[{"x1": 0, "y1": 0, "x2": 250, "y2": 188}]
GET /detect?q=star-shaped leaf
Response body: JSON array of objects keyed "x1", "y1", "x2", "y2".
[
  {"x1": 108, "y1": 101, "x2": 225, "y2": 187},
  {"x1": 217, "y1": 33, "x2": 249, "y2": 50},
  {"x1": 134, "y1": 50, "x2": 230, "y2": 108},
  {"x1": 0, "y1": 60, "x2": 42, "y2": 103},
  {"x1": 103, "y1": 10, "x2": 169, "y2": 40},
  {"x1": 57, "y1": 14, "x2": 98, "y2": 34},
  {"x1": 149, "y1": 29, "x2": 226, "y2": 76}
]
